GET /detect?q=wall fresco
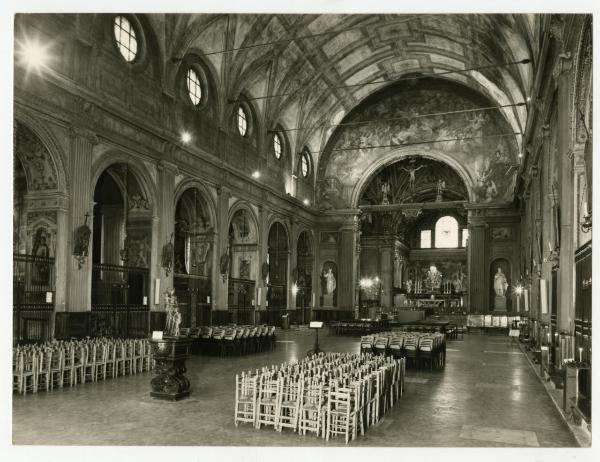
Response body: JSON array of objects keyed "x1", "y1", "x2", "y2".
[{"x1": 320, "y1": 80, "x2": 519, "y2": 206}]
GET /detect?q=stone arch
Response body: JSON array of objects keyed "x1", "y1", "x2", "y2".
[
  {"x1": 13, "y1": 115, "x2": 68, "y2": 194},
  {"x1": 266, "y1": 215, "x2": 291, "y2": 249},
  {"x1": 91, "y1": 151, "x2": 158, "y2": 214},
  {"x1": 174, "y1": 179, "x2": 218, "y2": 229},
  {"x1": 227, "y1": 200, "x2": 260, "y2": 239},
  {"x1": 350, "y1": 147, "x2": 476, "y2": 208}
]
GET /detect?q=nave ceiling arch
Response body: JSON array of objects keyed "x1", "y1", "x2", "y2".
[{"x1": 159, "y1": 14, "x2": 537, "y2": 175}]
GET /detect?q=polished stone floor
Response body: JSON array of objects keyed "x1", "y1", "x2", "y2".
[{"x1": 12, "y1": 329, "x2": 579, "y2": 447}]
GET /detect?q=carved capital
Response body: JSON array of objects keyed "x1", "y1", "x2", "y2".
[
  {"x1": 69, "y1": 125, "x2": 99, "y2": 146},
  {"x1": 157, "y1": 159, "x2": 178, "y2": 175}
]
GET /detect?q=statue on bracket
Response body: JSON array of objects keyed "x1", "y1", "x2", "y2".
[
  {"x1": 493, "y1": 267, "x2": 508, "y2": 297},
  {"x1": 320, "y1": 261, "x2": 337, "y2": 307},
  {"x1": 492, "y1": 265, "x2": 510, "y2": 311},
  {"x1": 73, "y1": 212, "x2": 92, "y2": 269}
]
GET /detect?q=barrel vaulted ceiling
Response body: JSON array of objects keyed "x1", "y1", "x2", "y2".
[{"x1": 158, "y1": 14, "x2": 539, "y2": 168}]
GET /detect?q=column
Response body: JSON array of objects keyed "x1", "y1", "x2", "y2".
[
  {"x1": 66, "y1": 127, "x2": 97, "y2": 312},
  {"x1": 467, "y1": 214, "x2": 486, "y2": 313},
  {"x1": 153, "y1": 160, "x2": 177, "y2": 311},
  {"x1": 379, "y1": 243, "x2": 393, "y2": 308},
  {"x1": 213, "y1": 186, "x2": 231, "y2": 314},
  {"x1": 555, "y1": 53, "x2": 575, "y2": 335},
  {"x1": 337, "y1": 214, "x2": 360, "y2": 310},
  {"x1": 289, "y1": 218, "x2": 298, "y2": 311}
]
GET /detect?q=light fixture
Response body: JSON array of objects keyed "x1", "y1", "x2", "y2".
[
  {"x1": 526, "y1": 96, "x2": 531, "y2": 102},
  {"x1": 17, "y1": 36, "x2": 53, "y2": 73},
  {"x1": 518, "y1": 151, "x2": 523, "y2": 158},
  {"x1": 252, "y1": 171, "x2": 261, "y2": 179},
  {"x1": 291, "y1": 283, "x2": 298, "y2": 296},
  {"x1": 303, "y1": 199, "x2": 310, "y2": 206},
  {"x1": 359, "y1": 277, "x2": 374, "y2": 289},
  {"x1": 515, "y1": 284, "x2": 524, "y2": 296},
  {"x1": 180, "y1": 131, "x2": 192, "y2": 144}
]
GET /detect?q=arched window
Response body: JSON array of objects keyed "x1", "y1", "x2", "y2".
[
  {"x1": 273, "y1": 133, "x2": 282, "y2": 159},
  {"x1": 113, "y1": 16, "x2": 138, "y2": 62},
  {"x1": 300, "y1": 150, "x2": 311, "y2": 178},
  {"x1": 237, "y1": 106, "x2": 248, "y2": 136},
  {"x1": 186, "y1": 68, "x2": 202, "y2": 105},
  {"x1": 435, "y1": 216, "x2": 459, "y2": 248}
]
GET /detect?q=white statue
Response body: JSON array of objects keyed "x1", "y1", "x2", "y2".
[
  {"x1": 405, "y1": 279, "x2": 413, "y2": 294},
  {"x1": 493, "y1": 267, "x2": 508, "y2": 297},
  {"x1": 324, "y1": 268, "x2": 336, "y2": 294}
]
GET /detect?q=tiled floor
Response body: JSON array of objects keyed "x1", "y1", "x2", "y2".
[{"x1": 12, "y1": 329, "x2": 579, "y2": 447}]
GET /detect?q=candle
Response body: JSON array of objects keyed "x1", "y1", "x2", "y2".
[{"x1": 579, "y1": 347, "x2": 583, "y2": 363}]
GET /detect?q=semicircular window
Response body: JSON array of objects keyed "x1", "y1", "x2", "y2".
[{"x1": 435, "y1": 215, "x2": 459, "y2": 248}]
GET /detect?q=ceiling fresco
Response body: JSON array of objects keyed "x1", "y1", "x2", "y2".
[{"x1": 158, "y1": 13, "x2": 537, "y2": 171}]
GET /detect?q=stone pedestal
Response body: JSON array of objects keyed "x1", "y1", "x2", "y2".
[
  {"x1": 150, "y1": 337, "x2": 192, "y2": 401},
  {"x1": 494, "y1": 296, "x2": 507, "y2": 311},
  {"x1": 323, "y1": 293, "x2": 334, "y2": 307}
]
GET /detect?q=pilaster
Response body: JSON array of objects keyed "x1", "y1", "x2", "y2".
[{"x1": 66, "y1": 126, "x2": 97, "y2": 312}]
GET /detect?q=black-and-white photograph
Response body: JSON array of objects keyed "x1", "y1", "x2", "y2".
[{"x1": 2, "y1": 1, "x2": 598, "y2": 460}]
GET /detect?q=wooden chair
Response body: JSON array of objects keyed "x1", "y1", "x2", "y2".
[
  {"x1": 104, "y1": 341, "x2": 117, "y2": 378},
  {"x1": 73, "y1": 344, "x2": 87, "y2": 385},
  {"x1": 298, "y1": 380, "x2": 325, "y2": 437},
  {"x1": 36, "y1": 348, "x2": 52, "y2": 392},
  {"x1": 141, "y1": 340, "x2": 154, "y2": 372},
  {"x1": 234, "y1": 372, "x2": 259, "y2": 427},
  {"x1": 115, "y1": 341, "x2": 130, "y2": 376},
  {"x1": 256, "y1": 375, "x2": 282, "y2": 430},
  {"x1": 83, "y1": 344, "x2": 98, "y2": 383},
  {"x1": 326, "y1": 382, "x2": 359, "y2": 444},
  {"x1": 13, "y1": 351, "x2": 37, "y2": 395},
  {"x1": 277, "y1": 375, "x2": 303, "y2": 432},
  {"x1": 94, "y1": 343, "x2": 108, "y2": 381},
  {"x1": 132, "y1": 339, "x2": 144, "y2": 373},
  {"x1": 49, "y1": 347, "x2": 64, "y2": 390},
  {"x1": 62, "y1": 345, "x2": 76, "y2": 387}
]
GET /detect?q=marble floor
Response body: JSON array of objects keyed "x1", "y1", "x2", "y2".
[{"x1": 12, "y1": 329, "x2": 579, "y2": 447}]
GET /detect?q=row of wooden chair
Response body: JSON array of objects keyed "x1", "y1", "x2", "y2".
[
  {"x1": 234, "y1": 352, "x2": 405, "y2": 444},
  {"x1": 178, "y1": 325, "x2": 277, "y2": 356},
  {"x1": 360, "y1": 331, "x2": 446, "y2": 370},
  {"x1": 13, "y1": 338, "x2": 154, "y2": 395},
  {"x1": 328, "y1": 321, "x2": 388, "y2": 336}
]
